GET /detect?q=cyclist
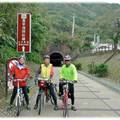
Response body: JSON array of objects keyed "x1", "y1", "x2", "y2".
[
  {"x1": 34, "y1": 55, "x2": 58, "y2": 110},
  {"x1": 8, "y1": 55, "x2": 30, "y2": 110},
  {"x1": 59, "y1": 55, "x2": 77, "y2": 111}
]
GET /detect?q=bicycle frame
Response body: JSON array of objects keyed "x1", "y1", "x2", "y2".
[
  {"x1": 15, "y1": 80, "x2": 21, "y2": 106},
  {"x1": 38, "y1": 86, "x2": 46, "y2": 99},
  {"x1": 37, "y1": 78, "x2": 52, "y2": 97},
  {"x1": 60, "y1": 80, "x2": 75, "y2": 117},
  {"x1": 63, "y1": 85, "x2": 69, "y2": 105},
  {"x1": 15, "y1": 79, "x2": 24, "y2": 106},
  {"x1": 38, "y1": 79, "x2": 52, "y2": 102},
  {"x1": 13, "y1": 79, "x2": 26, "y2": 116}
]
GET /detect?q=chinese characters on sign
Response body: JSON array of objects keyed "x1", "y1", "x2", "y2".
[{"x1": 17, "y1": 13, "x2": 31, "y2": 53}]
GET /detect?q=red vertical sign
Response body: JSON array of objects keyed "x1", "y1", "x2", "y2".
[{"x1": 17, "y1": 13, "x2": 31, "y2": 53}]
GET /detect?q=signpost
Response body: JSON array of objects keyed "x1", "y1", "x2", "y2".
[{"x1": 17, "y1": 13, "x2": 31, "y2": 54}]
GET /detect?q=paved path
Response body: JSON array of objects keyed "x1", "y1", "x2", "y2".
[{"x1": 2, "y1": 67, "x2": 120, "y2": 117}]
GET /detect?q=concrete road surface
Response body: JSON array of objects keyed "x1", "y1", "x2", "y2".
[{"x1": 2, "y1": 67, "x2": 120, "y2": 117}]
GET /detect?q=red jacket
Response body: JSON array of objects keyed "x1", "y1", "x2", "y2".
[{"x1": 10, "y1": 64, "x2": 30, "y2": 87}]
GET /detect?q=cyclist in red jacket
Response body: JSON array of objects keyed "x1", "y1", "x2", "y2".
[{"x1": 8, "y1": 55, "x2": 30, "y2": 110}]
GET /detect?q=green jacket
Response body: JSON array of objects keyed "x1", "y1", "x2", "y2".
[{"x1": 60, "y1": 64, "x2": 78, "y2": 81}]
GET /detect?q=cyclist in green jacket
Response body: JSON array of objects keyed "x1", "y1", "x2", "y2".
[{"x1": 59, "y1": 55, "x2": 77, "y2": 111}]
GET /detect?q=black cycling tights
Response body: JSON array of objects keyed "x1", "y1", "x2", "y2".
[
  {"x1": 59, "y1": 83, "x2": 75, "y2": 105},
  {"x1": 10, "y1": 86, "x2": 29, "y2": 105}
]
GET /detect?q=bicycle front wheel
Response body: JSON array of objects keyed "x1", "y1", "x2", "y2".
[
  {"x1": 38, "y1": 92, "x2": 45, "y2": 115},
  {"x1": 16, "y1": 97, "x2": 20, "y2": 116},
  {"x1": 63, "y1": 100, "x2": 69, "y2": 117}
]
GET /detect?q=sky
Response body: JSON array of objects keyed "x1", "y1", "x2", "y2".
[{"x1": 0, "y1": 0, "x2": 120, "y2": 3}]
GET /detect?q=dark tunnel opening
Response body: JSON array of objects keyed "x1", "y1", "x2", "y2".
[{"x1": 50, "y1": 52, "x2": 63, "y2": 67}]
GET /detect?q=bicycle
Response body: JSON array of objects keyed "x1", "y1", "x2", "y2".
[
  {"x1": 13, "y1": 79, "x2": 26, "y2": 116},
  {"x1": 36, "y1": 78, "x2": 56, "y2": 115},
  {"x1": 59, "y1": 79, "x2": 76, "y2": 117}
]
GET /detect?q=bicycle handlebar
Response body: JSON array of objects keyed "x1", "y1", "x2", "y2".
[
  {"x1": 13, "y1": 78, "x2": 26, "y2": 82},
  {"x1": 37, "y1": 78, "x2": 51, "y2": 83},
  {"x1": 37, "y1": 78, "x2": 49, "y2": 81},
  {"x1": 59, "y1": 79, "x2": 76, "y2": 84}
]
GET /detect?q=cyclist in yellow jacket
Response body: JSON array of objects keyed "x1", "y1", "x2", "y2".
[
  {"x1": 59, "y1": 55, "x2": 77, "y2": 111},
  {"x1": 34, "y1": 55, "x2": 58, "y2": 110}
]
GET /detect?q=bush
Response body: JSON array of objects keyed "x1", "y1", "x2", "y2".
[
  {"x1": 88, "y1": 63, "x2": 97, "y2": 74},
  {"x1": 27, "y1": 52, "x2": 43, "y2": 64},
  {"x1": 96, "y1": 64, "x2": 108, "y2": 77},
  {"x1": 74, "y1": 62, "x2": 82, "y2": 70},
  {"x1": 88, "y1": 63, "x2": 108, "y2": 77},
  {"x1": 0, "y1": 46, "x2": 20, "y2": 64}
]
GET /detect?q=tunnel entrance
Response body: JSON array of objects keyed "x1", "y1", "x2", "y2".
[{"x1": 50, "y1": 52, "x2": 63, "y2": 67}]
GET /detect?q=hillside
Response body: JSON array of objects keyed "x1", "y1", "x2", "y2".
[
  {"x1": 0, "y1": 3, "x2": 120, "y2": 64},
  {"x1": 77, "y1": 52, "x2": 120, "y2": 83},
  {"x1": 41, "y1": 3, "x2": 120, "y2": 40}
]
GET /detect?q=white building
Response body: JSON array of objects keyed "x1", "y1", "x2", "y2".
[{"x1": 91, "y1": 41, "x2": 120, "y2": 53}]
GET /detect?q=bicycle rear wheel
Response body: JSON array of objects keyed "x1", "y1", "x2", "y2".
[
  {"x1": 50, "y1": 96, "x2": 54, "y2": 105},
  {"x1": 46, "y1": 89, "x2": 54, "y2": 105},
  {"x1": 50, "y1": 84, "x2": 57, "y2": 105}
]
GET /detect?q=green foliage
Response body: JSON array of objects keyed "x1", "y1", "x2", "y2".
[
  {"x1": 88, "y1": 63, "x2": 97, "y2": 74},
  {"x1": 0, "y1": 4, "x2": 49, "y2": 64},
  {"x1": 0, "y1": 3, "x2": 120, "y2": 63},
  {"x1": 73, "y1": 62, "x2": 82, "y2": 70},
  {"x1": 31, "y1": 14, "x2": 48, "y2": 53},
  {"x1": 27, "y1": 52, "x2": 43, "y2": 64},
  {"x1": 88, "y1": 63, "x2": 108, "y2": 77},
  {"x1": 0, "y1": 64, "x2": 5, "y2": 82},
  {"x1": 96, "y1": 64, "x2": 108, "y2": 77},
  {"x1": 0, "y1": 34, "x2": 16, "y2": 48},
  {"x1": 88, "y1": 8, "x2": 120, "y2": 43},
  {"x1": 0, "y1": 46, "x2": 19, "y2": 64},
  {"x1": 81, "y1": 41, "x2": 92, "y2": 51}
]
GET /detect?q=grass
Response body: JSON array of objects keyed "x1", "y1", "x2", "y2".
[{"x1": 77, "y1": 51, "x2": 120, "y2": 83}]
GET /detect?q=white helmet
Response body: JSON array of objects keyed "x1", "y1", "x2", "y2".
[
  {"x1": 19, "y1": 55, "x2": 26, "y2": 60},
  {"x1": 64, "y1": 55, "x2": 71, "y2": 61},
  {"x1": 43, "y1": 55, "x2": 50, "y2": 59}
]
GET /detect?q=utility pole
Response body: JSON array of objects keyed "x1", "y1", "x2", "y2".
[
  {"x1": 114, "y1": 17, "x2": 120, "y2": 50},
  {"x1": 72, "y1": 15, "x2": 75, "y2": 38},
  {"x1": 94, "y1": 34, "x2": 96, "y2": 43},
  {"x1": 97, "y1": 35, "x2": 100, "y2": 45},
  {"x1": 116, "y1": 17, "x2": 120, "y2": 33}
]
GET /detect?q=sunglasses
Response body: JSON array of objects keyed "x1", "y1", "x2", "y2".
[{"x1": 65, "y1": 60, "x2": 70, "y2": 61}]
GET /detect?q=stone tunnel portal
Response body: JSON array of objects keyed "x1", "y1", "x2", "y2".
[{"x1": 50, "y1": 52, "x2": 63, "y2": 67}]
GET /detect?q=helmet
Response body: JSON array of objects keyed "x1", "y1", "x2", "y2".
[
  {"x1": 43, "y1": 55, "x2": 50, "y2": 59},
  {"x1": 64, "y1": 55, "x2": 71, "y2": 61},
  {"x1": 19, "y1": 55, "x2": 26, "y2": 60}
]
